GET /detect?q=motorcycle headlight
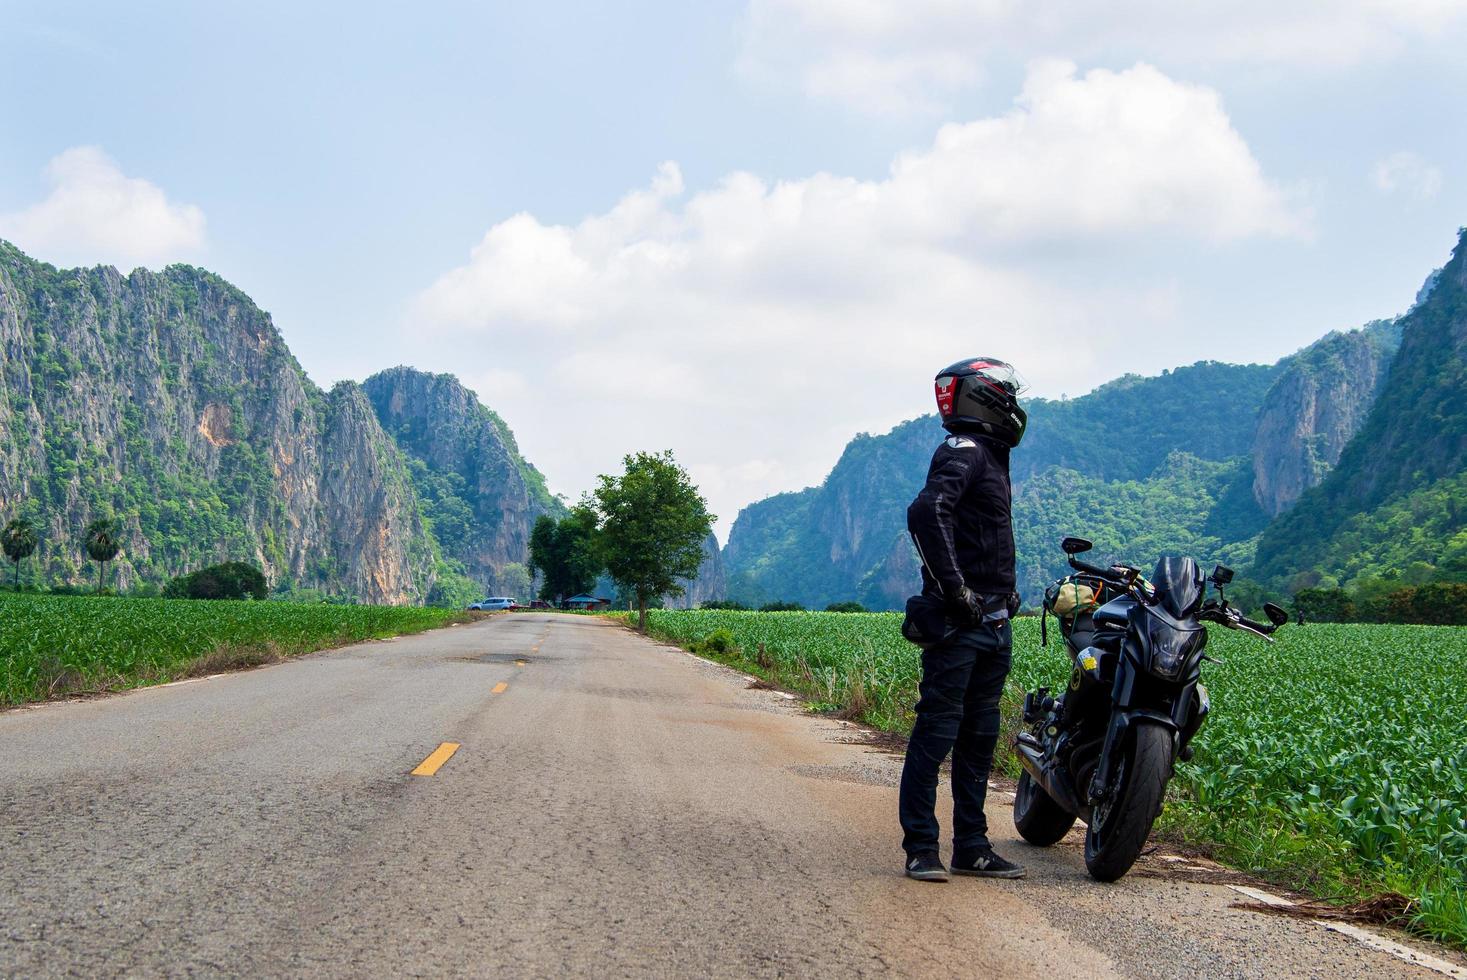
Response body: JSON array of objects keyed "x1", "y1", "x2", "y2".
[{"x1": 1146, "y1": 617, "x2": 1205, "y2": 681}]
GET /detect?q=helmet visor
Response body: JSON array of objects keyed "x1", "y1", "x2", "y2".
[{"x1": 969, "y1": 359, "x2": 1028, "y2": 396}]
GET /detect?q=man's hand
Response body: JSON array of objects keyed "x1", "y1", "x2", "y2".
[{"x1": 946, "y1": 586, "x2": 987, "y2": 626}]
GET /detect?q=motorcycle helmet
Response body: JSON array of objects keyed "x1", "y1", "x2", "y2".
[{"x1": 934, "y1": 357, "x2": 1028, "y2": 447}]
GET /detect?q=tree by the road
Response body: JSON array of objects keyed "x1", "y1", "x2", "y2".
[
  {"x1": 2, "y1": 518, "x2": 38, "y2": 589},
  {"x1": 528, "y1": 508, "x2": 601, "y2": 604},
  {"x1": 593, "y1": 451, "x2": 713, "y2": 633},
  {"x1": 84, "y1": 518, "x2": 122, "y2": 594}
]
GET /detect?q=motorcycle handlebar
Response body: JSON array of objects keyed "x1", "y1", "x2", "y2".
[
  {"x1": 1068, "y1": 557, "x2": 1118, "y2": 579},
  {"x1": 1203, "y1": 605, "x2": 1277, "y2": 641},
  {"x1": 1237, "y1": 615, "x2": 1277, "y2": 635}
]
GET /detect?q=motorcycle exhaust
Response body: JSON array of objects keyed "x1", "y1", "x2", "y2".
[{"x1": 1016, "y1": 733, "x2": 1087, "y2": 817}]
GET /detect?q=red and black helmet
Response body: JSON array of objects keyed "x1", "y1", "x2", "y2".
[{"x1": 934, "y1": 357, "x2": 1028, "y2": 447}]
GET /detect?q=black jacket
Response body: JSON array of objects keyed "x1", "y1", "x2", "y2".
[{"x1": 907, "y1": 433, "x2": 1016, "y2": 602}]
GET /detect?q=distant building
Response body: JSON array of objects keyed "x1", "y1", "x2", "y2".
[{"x1": 564, "y1": 593, "x2": 611, "y2": 610}]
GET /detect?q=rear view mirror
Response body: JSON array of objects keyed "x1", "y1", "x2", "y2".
[
  {"x1": 1263, "y1": 602, "x2": 1289, "y2": 627},
  {"x1": 1061, "y1": 536, "x2": 1093, "y2": 555},
  {"x1": 1212, "y1": 564, "x2": 1235, "y2": 586}
]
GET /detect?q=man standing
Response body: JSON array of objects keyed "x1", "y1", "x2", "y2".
[{"x1": 900, "y1": 358, "x2": 1028, "y2": 882}]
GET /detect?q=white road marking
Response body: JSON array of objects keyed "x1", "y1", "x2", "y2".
[
  {"x1": 1227, "y1": 885, "x2": 1465, "y2": 978},
  {"x1": 1320, "y1": 923, "x2": 1467, "y2": 978},
  {"x1": 136, "y1": 677, "x2": 211, "y2": 692},
  {"x1": 1229, "y1": 884, "x2": 1292, "y2": 908}
]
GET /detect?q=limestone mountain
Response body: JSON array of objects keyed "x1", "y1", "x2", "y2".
[
  {"x1": 1250, "y1": 320, "x2": 1401, "y2": 517},
  {"x1": 670, "y1": 533, "x2": 727, "y2": 608},
  {"x1": 363, "y1": 367, "x2": 562, "y2": 594},
  {"x1": 0, "y1": 242, "x2": 554, "y2": 603},
  {"x1": 1252, "y1": 228, "x2": 1467, "y2": 587}
]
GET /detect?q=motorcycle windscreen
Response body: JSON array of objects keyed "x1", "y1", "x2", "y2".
[{"x1": 1151, "y1": 555, "x2": 1205, "y2": 619}]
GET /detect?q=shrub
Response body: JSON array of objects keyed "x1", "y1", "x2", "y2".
[
  {"x1": 824, "y1": 601, "x2": 867, "y2": 613},
  {"x1": 164, "y1": 561, "x2": 268, "y2": 601},
  {"x1": 691, "y1": 627, "x2": 737, "y2": 656},
  {"x1": 759, "y1": 600, "x2": 805, "y2": 612},
  {"x1": 1385, "y1": 583, "x2": 1467, "y2": 626},
  {"x1": 1294, "y1": 587, "x2": 1355, "y2": 623}
]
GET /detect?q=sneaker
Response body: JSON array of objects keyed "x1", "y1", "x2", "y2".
[
  {"x1": 951, "y1": 846, "x2": 1026, "y2": 879},
  {"x1": 904, "y1": 851, "x2": 950, "y2": 882}
]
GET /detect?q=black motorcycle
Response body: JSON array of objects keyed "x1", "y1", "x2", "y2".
[{"x1": 1013, "y1": 536, "x2": 1289, "y2": 881}]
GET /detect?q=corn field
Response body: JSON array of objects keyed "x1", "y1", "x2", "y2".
[{"x1": 1, "y1": 594, "x2": 465, "y2": 706}]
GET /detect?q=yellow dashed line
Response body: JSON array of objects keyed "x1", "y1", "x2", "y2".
[
  {"x1": 411, "y1": 742, "x2": 460, "y2": 776},
  {"x1": 492, "y1": 682, "x2": 509, "y2": 694}
]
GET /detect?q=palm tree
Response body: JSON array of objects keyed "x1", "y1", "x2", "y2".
[
  {"x1": 1, "y1": 518, "x2": 38, "y2": 589},
  {"x1": 84, "y1": 518, "x2": 122, "y2": 594}
]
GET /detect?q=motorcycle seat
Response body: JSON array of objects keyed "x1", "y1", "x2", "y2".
[{"x1": 1067, "y1": 611, "x2": 1096, "y2": 656}]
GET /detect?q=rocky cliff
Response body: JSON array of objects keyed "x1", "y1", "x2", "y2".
[
  {"x1": 667, "y1": 533, "x2": 726, "y2": 608},
  {"x1": 0, "y1": 242, "x2": 552, "y2": 603},
  {"x1": 1253, "y1": 229, "x2": 1467, "y2": 586},
  {"x1": 1250, "y1": 322, "x2": 1400, "y2": 517},
  {"x1": 363, "y1": 367, "x2": 561, "y2": 593},
  {"x1": 318, "y1": 383, "x2": 437, "y2": 604}
]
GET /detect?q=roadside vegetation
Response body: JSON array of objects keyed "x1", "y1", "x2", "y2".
[
  {"x1": 530, "y1": 450, "x2": 714, "y2": 628},
  {"x1": 1, "y1": 594, "x2": 469, "y2": 707},
  {"x1": 630, "y1": 609, "x2": 1467, "y2": 948}
]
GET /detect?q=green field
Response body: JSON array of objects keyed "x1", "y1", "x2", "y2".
[
  {"x1": 629, "y1": 609, "x2": 1467, "y2": 946},
  {"x1": 0, "y1": 594, "x2": 469, "y2": 706}
]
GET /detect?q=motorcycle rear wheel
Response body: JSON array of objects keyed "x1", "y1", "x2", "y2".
[
  {"x1": 1083, "y1": 723, "x2": 1172, "y2": 882},
  {"x1": 1013, "y1": 770, "x2": 1076, "y2": 846}
]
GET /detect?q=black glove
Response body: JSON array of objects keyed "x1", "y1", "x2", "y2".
[
  {"x1": 1007, "y1": 592, "x2": 1021, "y2": 617},
  {"x1": 946, "y1": 586, "x2": 986, "y2": 627}
]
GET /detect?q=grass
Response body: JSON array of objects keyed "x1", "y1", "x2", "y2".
[
  {"x1": 629, "y1": 609, "x2": 1467, "y2": 949},
  {"x1": 1, "y1": 593, "x2": 471, "y2": 706}
]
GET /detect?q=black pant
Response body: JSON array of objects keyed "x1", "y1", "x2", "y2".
[{"x1": 899, "y1": 620, "x2": 1012, "y2": 856}]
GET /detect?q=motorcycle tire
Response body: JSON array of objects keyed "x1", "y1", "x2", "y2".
[
  {"x1": 1013, "y1": 770, "x2": 1076, "y2": 846},
  {"x1": 1083, "y1": 722, "x2": 1172, "y2": 882}
]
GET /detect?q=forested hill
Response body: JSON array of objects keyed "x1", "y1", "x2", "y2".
[
  {"x1": 1252, "y1": 227, "x2": 1467, "y2": 589},
  {"x1": 0, "y1": 241, "x2": 559, "y2": 603},
  {"x1": 1015, "y1": 360, "x2": 1283, "y2": 483},
  {"x1": 725, "y1": 294, "x2": 1416, "y2": 610}
]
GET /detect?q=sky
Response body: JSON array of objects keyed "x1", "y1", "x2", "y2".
[{"x1": 2, "y1": 0, "x2": 1464, "y2": 539}]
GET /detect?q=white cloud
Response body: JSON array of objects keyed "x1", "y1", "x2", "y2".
[
  {"x1": 412, "y1": 62, "x2": 1303, "y2": 537},
  {"x1": 1372, "y1": 151, "x2": 1444, "y2": 199},
  {"x1": 0, "y1": 147, "x2": 205, "y2": 269},
  {"x1": 741, "y1": 0, "x2": 1467, "y2": 114}
]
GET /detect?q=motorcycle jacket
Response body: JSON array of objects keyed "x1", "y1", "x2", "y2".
[{"x1": 907, "y1": 433, "x2": 1016, "y2": 604}]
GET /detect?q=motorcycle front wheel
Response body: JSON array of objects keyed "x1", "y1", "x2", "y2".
[
  {"x1": 1083, "y1": 723, "x2": 1172, "y2": 882},
  {"x1": 1013, "y1": 770, "x2": 1076, "y2": 846}
]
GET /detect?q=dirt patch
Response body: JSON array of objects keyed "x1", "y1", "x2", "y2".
[
  {"x1": 787, "y1": 762, "x2": 898, "y2": 788},
  {"x1": 579, "y1": 684, "x2": 683, "y2": 705},
  {"x1": 450, "y1": 652, "x2": 532, "y2": 665}
]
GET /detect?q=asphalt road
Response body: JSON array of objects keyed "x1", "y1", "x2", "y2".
[{"x1": 1, "y1": 614, "x2": 1456, "y2": 978}]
